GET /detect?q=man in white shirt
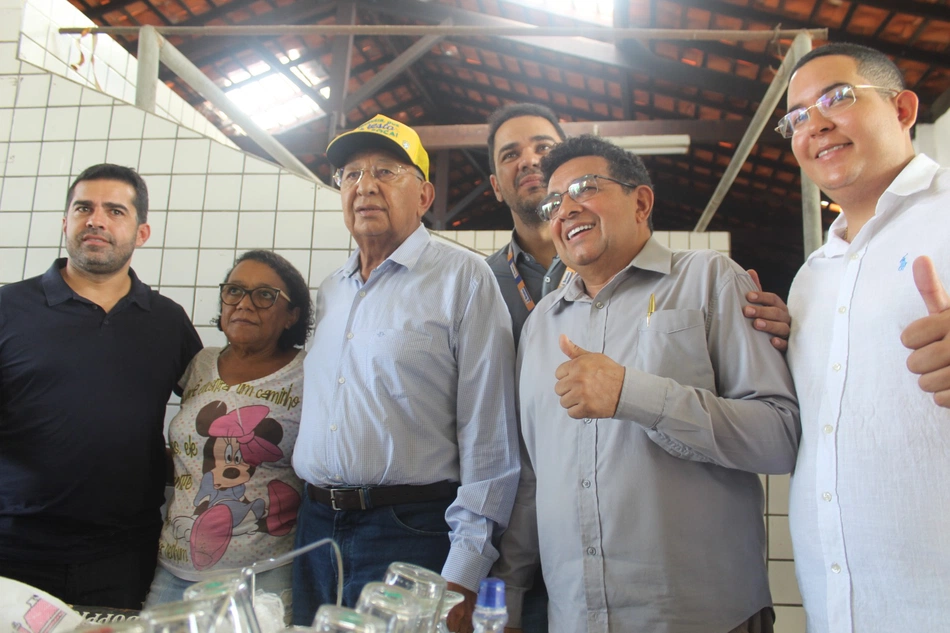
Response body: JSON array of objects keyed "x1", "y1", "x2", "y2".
[{"x1": 772, "y1": 42, "x2": 950, "y2": 632}]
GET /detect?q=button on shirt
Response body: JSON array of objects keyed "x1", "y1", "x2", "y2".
[
  {"x1": 293, "y1": 225, "x2": 520, "y2": 590},
  {"x1": 486, "y1": 231, "x2": 568, "y2": 345},
  {"x1": 497, "y1": 238, "x2": 800, "y2": 633},
  {"x1": 786, "y1": 154, "x2": 950, "y2": 633}
]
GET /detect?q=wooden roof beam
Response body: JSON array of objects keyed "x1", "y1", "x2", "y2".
[
  {"x1": 835, "y1": 0, "x2": 950, "y2": 22},
  {"x1": 425, "y1": 43, "x2": 763, "y2": 119},
  {"x1": 250, "y1": 43, "x2": 333, "y2": 112},
  {"x1": 411, "y1": 119, "x2": 786, "y2": 149},
  {"x1": 366, "y1": 0, "x2": 770, "y2": 101},
  {"x1": 422, "y1": 65, "x2": 689, "y2": 121},
  {"x1": 327, "y1": 1, "x2": 356, "y2": 139},
  {"x1": 343, "y1": 19, "x2": 450, "y2": 111},
  {"x1": 676, "y1": 0, "x2": 950, "y2": 69}
]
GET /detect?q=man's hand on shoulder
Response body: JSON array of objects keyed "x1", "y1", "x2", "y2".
[
  {"x1": 742, "y1": 269, "x2": 791, "y2": 352},
  {"x1": 554, "y1": 335, "x2": 625, "y2": 419},
  {"x1": 902, "y1": 256, "x2": 950, "y2": 409}
]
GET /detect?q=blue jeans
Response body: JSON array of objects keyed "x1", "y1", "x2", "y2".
[{"x1": 291, "y1": 493, "x2": 452, "y2": 626}]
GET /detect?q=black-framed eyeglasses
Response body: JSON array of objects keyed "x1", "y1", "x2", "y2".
[
  {"x1": 775, "y1": 84, "x2": 900, "y2": 139},
  {"x1": 219, "y1": 283, "x2": 291, "y2": 309},
  {"x1": 537, "y1": 174, "x2": 639, "y2": 221},
  {"x1": 333, "y1": 158, "x2": 424, "y2": 189}
]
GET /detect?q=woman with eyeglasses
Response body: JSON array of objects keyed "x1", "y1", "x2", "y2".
[{"x1": 144, "y1": 250, "x2": 314, "y2": 618}]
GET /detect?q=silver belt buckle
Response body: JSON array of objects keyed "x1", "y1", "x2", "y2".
[{"x1": 330, "y1": 487, "x2": 366, "y2": 511}]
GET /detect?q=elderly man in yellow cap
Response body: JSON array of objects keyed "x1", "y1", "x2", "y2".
[{"x1": 291, "y1": 115, "x2": 520, "y2": 628}]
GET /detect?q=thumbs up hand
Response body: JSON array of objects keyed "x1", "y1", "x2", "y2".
[
  {"x1": 554, "y1": 334, "x2": 626, "y2": 419},
  {"x1": 901, "y1": 256, "x2": 950, "y2": 408}
]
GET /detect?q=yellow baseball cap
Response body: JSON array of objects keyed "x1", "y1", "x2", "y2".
[{"x1": 326, "y1": 114, "x2": 430, "y2": 182}]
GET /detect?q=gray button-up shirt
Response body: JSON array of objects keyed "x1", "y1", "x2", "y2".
[{"x1": 495, "y1": 238, "x2": 800, "y2": 633}]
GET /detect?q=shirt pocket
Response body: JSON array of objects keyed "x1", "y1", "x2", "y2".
[
  {"x1": 635, "y1": 309, "x2": 716, "y2": 392},
  {"x1": 353, "y1": 329, "x2": 434, "y2": 399}
]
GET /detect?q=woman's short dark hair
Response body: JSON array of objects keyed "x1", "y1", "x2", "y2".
[
  {"x1": 215, "y1": 250, "x2": 314, "y2": 350},
  {"x1": 541, "y1": 135, "x2": 654, "y2": 230}
]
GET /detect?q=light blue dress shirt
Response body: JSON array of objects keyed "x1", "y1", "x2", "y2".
[{"x1": 293, "y1": 225, "x2": 520, "y2": 591}]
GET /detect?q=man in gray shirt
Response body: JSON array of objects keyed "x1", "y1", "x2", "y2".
[{"x1": 494, "y1": 135, "x2": 800, "y2": 633}]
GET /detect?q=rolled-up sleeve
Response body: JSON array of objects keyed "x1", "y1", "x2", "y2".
[{"x1": 443, "y1": 271, "x2": 521, "y2": 591}]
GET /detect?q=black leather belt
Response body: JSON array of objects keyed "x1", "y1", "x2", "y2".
[{"x1": 306, "y1": 481, "x2": 460, "y2": 511}]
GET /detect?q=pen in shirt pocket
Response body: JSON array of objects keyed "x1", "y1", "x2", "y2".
[{"x1": 647, "y1": 293, "x2": 656, "y2": 326}]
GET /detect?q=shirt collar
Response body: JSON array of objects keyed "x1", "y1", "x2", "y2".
[
  {"x1": 882, "y1": 153, "x2": 940, "y2": 198},
  {"x1": 808, "y1": 154, "x2": 941, "y2": 263},
  {"x1": 42, "y1": 258, "x2": 152, "y2": 309},
  {"x1": 817, "y1": 213, "x2": 851, "y2": 260},
  {"x1": 545, "y1": 236, "x2": 670, "y2": 311},
  {"x1": 508, "y1": 230, "x2": 537, "y2": 265},
  {"x1": 508, "y1": 230, "x2": 527, "y2": 260},
  {"x1": 509, "y1": 230, "x2": 565, "y2": 271},
  {"x1": 339, "y1": 224, "x2": 431, "y2": 279}
]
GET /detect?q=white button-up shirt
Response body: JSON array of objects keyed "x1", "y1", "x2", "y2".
[{"x1": 787, "y1": 154, "x2": 950, "y2": 633}]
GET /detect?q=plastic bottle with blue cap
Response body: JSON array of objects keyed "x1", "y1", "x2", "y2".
[{"x1": 472, "y1": 578, "x2": 508, "y2": 633}]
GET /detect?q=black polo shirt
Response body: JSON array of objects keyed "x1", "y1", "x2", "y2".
[{"x1": 0, "y1": 259, "x2": 202, "y2": 562}]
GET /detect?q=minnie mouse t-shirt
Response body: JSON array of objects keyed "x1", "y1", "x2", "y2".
[{"x1": 157, "y1": 347, "x2": 305, "y2": 581}]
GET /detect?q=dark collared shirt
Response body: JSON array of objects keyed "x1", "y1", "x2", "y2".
[
  {"x1": 485, "y1": 231, "x2": 567, "y2": 346},
  {"x1": 0, "y1": 259, "x2": 202, "y2": 562}
]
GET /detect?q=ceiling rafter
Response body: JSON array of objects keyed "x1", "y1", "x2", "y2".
[
  {"x1": 675, "y1": 0, "x2": 950, "y2": 69},
  {"x1": 161, "y1": 2, "x2": 340, "y2": 70},
  {"x1": 421, "y1": 52, "x2": 752, "y2": 124},
  {"x1": 342, "y1": 20, "x2": 448, "y2": 112},
  {"x1": 830, "y1": 0, "x2": 950, "y2": 22},
  {"x1": 250, "y1": 42, "x2": 333, "y2": 112},
  {"x1": 367, "y1": 0, "x2": 771, "y2": 100},
  {"x1": 361, "y1": 10, "x2": 438, "y2": 111}
]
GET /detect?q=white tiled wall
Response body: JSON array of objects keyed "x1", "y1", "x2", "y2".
[
  {"x1": 0, "y1": 1, "x2": 802, "y2": 629},
  {"x1": 0, "y1": 81, "x2": 357, "y2": 344},
  {"x1": 431, "y1": 229, "x2": 732, "y2": 257},
  {"x1": 11, "y1": 0, "x2": 234, "y2": 147}
]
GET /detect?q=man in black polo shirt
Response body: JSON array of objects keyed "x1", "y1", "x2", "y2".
[{"x1": 0, "y1": 164, "x2": 202, "y2": 609}]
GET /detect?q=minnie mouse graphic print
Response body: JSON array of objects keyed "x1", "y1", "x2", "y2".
[{"x1": 156, "y1": 347, "x2": 305, "y2": 580}]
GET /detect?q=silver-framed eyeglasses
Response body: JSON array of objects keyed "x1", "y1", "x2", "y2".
[
  {"x1": 537, "y1": 174, "x2": 638, "y2": 221},
  {"x1": 219, "y1": 283, "x2": 291, "y2": 309},
  {"x1": 775, "y1": 84, "x2": 900, "y2": 139},
  {"x1": 333, "y1": 158, "x2": 424, "y2": 189}
]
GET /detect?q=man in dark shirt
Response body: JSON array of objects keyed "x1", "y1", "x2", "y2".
[
  {"x1": 0, "y1": 164, "x2": 202, "y2": 609},
  {"x1": 484, "y1": 104, "x2": 568, "y2": 346},
  {"x1": 483, "y1": 104, "x2": 568, "y2": 633}
]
